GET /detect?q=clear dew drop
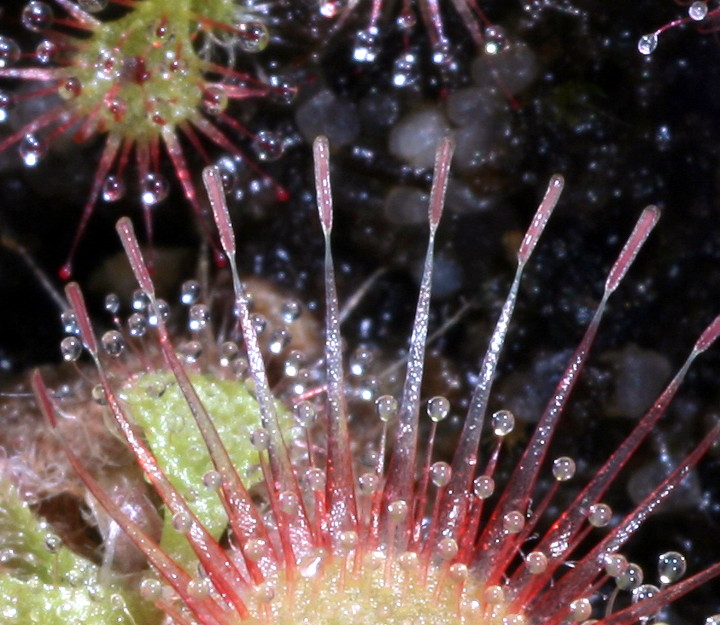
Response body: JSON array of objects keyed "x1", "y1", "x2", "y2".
[
  {"x1": 61, "y1": 309, "x2": 79, "y2": 335},
  {"x1": 43, "y1": 533, "x2": 62, "y2": 553},
  {"x1": 657, "y1": 551, "x2": 687, "y2": 585},
  {"x1": 604, "y1": 554, "x2": 629, "y2": 578},
  {"x1": 358, "y1": 472, "x2": 380, "y2": 495},
  {"x1": 253, "y1": 130, "x2": 285, "y2": 162},
  {"x1": 392, "y1": 52, "x2": 419, "y2": 88},
  {"x1": 104, "y1": 293, "x2": 120, "y2": 315},
  {"x1": 526, "y1": 551, "x2": 548, "y2": 574},
  {"x1": 132, "y1": 289, "x2": 149, "y2": 312},
  {"x1": 294, "y1": 400, "x2": 316, "y2": 427},
  {"x1": 219, "y1": 341, "x2": 239, "y2": 367},
  {"x1": 140, "y1": 173, "x2": 169, "y2": 206},
  {"x1": 147, "y1": 299, "x2": 169, "y2": 326},
  {"x1": 437, "y1": 537, "x2": 458, "y2": 560},
  {"x1": 503, "y1": 511, "x2": 525, "y2": 533},
  {"x1": 638, "y1": 33, "x2": 658, "y2": 55},
  {"x1": 78, "y1": 0, "x2": 108, "y2": 12},
  {"x1": 631, "y1": 583, "x2": 660, "y2": 604},
  {"x1": 430, "y1": 461, "x2": 452, "y2": 488},
  {"x1": 689, "y1": 1, "x2": 708, "y2": 20},
  {"x1": 375, "y1": 395, "x2": 398, "y2": 423},
  {"x1": 236, "y1": 19, "x2": 269, "y2": 53},
  {"x1": 588, "y1": 503, "x2": 612, "y2": 527},
  {"x1": 35, "y1": 39, "x2": 57, "y2": 64},
  {"x1": 353, "y1": 28, "x2": 379, "y2": 63},
  {"x1": 60, "y1": 336, "x2": 82, "y2": 362},
  {"x1": 22, "y1": 2, "x2": 53, "y2": 32},
  {"x1": 305, "y1": 467, "x2": 325, "y2": 490},
  {"x1": 552, "y1": 456, "x2": 576, "y2": 481},
  {"x1": 616, "y1": 562, "x2": 644, "y2": 590},
  {"x1": 387, "y1": 499, "x2": 409, "y2": 521},
  {"x1": 180, "y1": 280, "x2": 201, "y2": 306},
  {"x1": 127, "y1": 312, "x2": 148, "y2": 338},
  {"x1": 201, "y1": 85, "x2": 228, "y2": 116},
  {"x1": 202, "y1": 470, "x2": 222, "y2": 491},
  {"x1": 427, "y1": 395, "x2": 450, "y2": 422},
  {"x1": 101, "y1": 330, "x2": 125, "y2": 357},
  {"x1": 492, "y1": 409, "x2": 515, "y2": 436},
  {"x1": 102, "y1": 175, "x2": 125, "y2": 202},
  {"x1": 280, "y1": 299, "x2": 302, "y2": 323},
  {"x1": 171, "y1": 511, "x2": 192, "y2": 533},
  {"x1": 0, "y1": 90, "x2": 13, "y2": 123},
  {"x1": 268, "y1": 327, "x2": 290, "y2": 354},
  {"x1": 250, "y1": 428, "x2": 269, "y2": 451},
  {"x1": 139, "y1": 578, "x2": 162, "y2": 601},
  {"x1": 473, "y1": 475, "x2": 495, "y2": 499},
  {"x1": 19, "y1": 134, "x2": 47, "y2": 167},
  {"x1": 188, "y1": 304, "x2": 210, "y2": 332},
  {"x1": 0, "y1": 36, "x2": 20, "y2": 69},
  {"x1": 283, "y1": 350, "x2": 304, "y2": 377},
  {"x1": 349, "y1": 346, "x2": 373, "y2": 376},
  {"x1": 569, "y1": 598, "x2": 591, "y2": 621}
]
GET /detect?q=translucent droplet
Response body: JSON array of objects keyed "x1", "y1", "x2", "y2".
[
  {"x1": 588, "y1": 503, "x2": 612, "y2": 527},
  {"x1": 22, "y1": 2, "x2": 53, "y2": 32},
  {"x1": 101, "y1": 330, "x2": 125, "y2": 357},
  {"x1": 503, "y1": 511, "x2": 525, "y2": 533},
  {"x1": 658, "y1": 551, "x2": 686, "y2": 584},
  {"x1": 0, "y1": 37, "x2": 20, "y2": 69},
  {"x1": 35, "y1": 39, "x2": 58, "y2": 64},
  {"x1": 387, "y1": 500, "x2": 408, "y2": 521},
  {"x1": 104, "y1": 293, "x2": 120, "y2": 315},
  {"x1": 279, "y1": 490, "x2": 298, "y2": 516},
  {"x1": 236, "y1": 20, "x2": 269, "y2": 53},
  {"x1": 250, "y1": 428, "x2": 269, "y2": 451},
  {"x1": 294, "y1": 400, "x2": 316, "y2": 427},
  {"x1": 430, "y1": 461, "x2": 451, "y2": 487},
  {"x1": 437, "y1": 537, "x2": 458, "y2": 560},
  {"x1": 638, "y1": 33, "x2": 658, "y2": 55},
  {"x1": 283, "y1": 350, "x2": 304, "y2": 377},
  {"x1": 187, "y1": 578, "x2": 211, "y2": 600},
  {"x1": 102, "y1": 175, "x2": 125, "y2": 202},
  {"x1": 375, "y1": 395, "x2": 398, "y2": 422},
  {"x1": 358, "y1": 472, "x2": 380, "y2": 495},
  {"x1": 139, "y1": 578, "x2": 162, "y2": 601},
  {"x1": 188, "y1": 304, "x2": 210, "y2": 331},
  {"x1": 305, "y1": 467, "x2": 325, "y2": 491},
  {"x1": 483, "y1": 25, "x2": 507, "y2": 55},
  {"x1": 61, "y1": 309, "x2": 79, "y2": 335},
  {"x1": 171, "y1": 511, "x2": 192, "y2": 533},
  {"x1": 180, "y1": 280, "x2": 201, "y2": 306},
  {"x1": 59, "y1": 77, "x2": 82, "y2": 100},
  {"x1": 552, "y1": 456, "x2": 576, "y2": 481},
  {"x1": 132, "y1": 289, "x2": 149, "y2": 312},
  {"x1": 353, "y1": 28, "x2": 379, "y2": 63},
  {"x1": 631, "y1": 583, "x2": 659, "y2": 603},
  {"x1": 43, "y1": 533, "x2": 62, "y2": 553},
  {"x1": 492, "y1": 409, "x2": 515, "y2": 436},
  {"x1": 253, "y1": 130, "x2": 285, "y2": 162},
  {"x1": 202, "y1": 470, "x2": 222, "y2": 491},
  {"x1": 427, "y1": 395, "x2": 450, "y2": 422},
  {"x1": 473, "y1": 475, "x2": 495, "y2": 499},
  {"x1": 140, "y1": 173, "x2": 169, "y2": 206},
  {"x1": 268, "y1": 327, "x2": 290, "y2": 354},
  {"x1": 616, "y1": 562, "x2": 644, "y2": 590},
  {"x1": 349, "y1": 347, "x2": 373, "y2": 376},
  {"x1": 60, "y1": 336, "x2": 82, "y2": 362},
  {"x1": 604, "y1": 554, "x2": 628, "y2": 578},
  {"x1": 396, "y1": 10, "x2": 415, "y2": 31},
  {"x1": 280, "y1": 299, "x2": 302, "y2": 323},
  {"x1": 19, "y1": 134, "x2": 47, "y2": 167},
  {"x1": 0, "y1": 90, "x2": 14, "y2": 123},
  {"x1": 78, "y1": 0, "x2": 108, "y2": 11},
  {"x1": 392, "y1": 53, "x2": 418, "y2": 88},
  {"x1": 689, "y1": 1, "x2": 708, "y2": 21},
  {"x1": 253, "y1": 581, "x2": 275, "y2": 603},
  {"x1": 526, "y1": 551, "x2": 547, "y2": 574},
  {"x1": 569, "y1": 598, "x2": 591, "y2": 621},
  {"x1": 201, "y1": 85, "x2": 228, "y2": 116},
  {"x1": 127, "y1": 313, "x2": 147, "y2": 338},
  {"x1": 219, "y1": 341, "x2": 239, "y2": 367}
]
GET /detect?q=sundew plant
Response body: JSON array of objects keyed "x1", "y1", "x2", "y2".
[
  {"x1": 0, "y1": 136, "x2": 718, "y2": 624},
  {"x1": 0, "y1": 0, "x2": 289, "y2": 277}
]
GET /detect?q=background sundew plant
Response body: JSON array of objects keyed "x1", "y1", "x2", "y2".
[{"x1": 0, "y1": 0, "x2": 719, "y2": 623}]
